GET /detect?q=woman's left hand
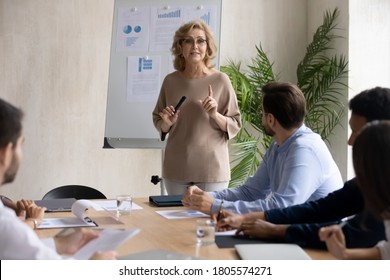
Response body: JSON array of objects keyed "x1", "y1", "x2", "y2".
[{"x1": 200, "y1": 85, "x2": 218, "y2": 118}]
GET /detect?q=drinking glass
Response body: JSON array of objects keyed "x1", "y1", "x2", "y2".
[
  {"x1": 116, "y1": 195, "x2": 132, "y2": 217},
  {"x1": 196, "y1": 219, "x2": 215, "y2": 245}
]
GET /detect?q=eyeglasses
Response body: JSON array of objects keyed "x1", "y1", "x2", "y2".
[{"x1": 182, "y1": 37, "x2": 207, "y2": 46}]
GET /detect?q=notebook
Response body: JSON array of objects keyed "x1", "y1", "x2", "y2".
[
  {"x1": 35, "y1": 198, "x2": 77, "y2": 212},
  {"x1": 149, "y1": 195, "x2": 183, "y2": 207},
  {"x1": 235, "y1": 244, "x2": 311, "y2": 260},
  {"x1": 215, "y1": 235, "x2": 268, "y2": 248}
]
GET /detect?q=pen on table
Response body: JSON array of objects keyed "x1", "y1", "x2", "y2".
[{"x1": 216, "y1": 199, "x2": 224, "y2": 221}]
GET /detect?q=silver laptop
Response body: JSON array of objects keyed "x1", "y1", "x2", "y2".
[{"x1": 235, "y1": 244, "x2": 311, "y2": 260}]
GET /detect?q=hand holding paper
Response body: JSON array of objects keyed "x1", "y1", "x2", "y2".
[{"x1": 72, "y1": 228, "x2": 141, "y2": 259}]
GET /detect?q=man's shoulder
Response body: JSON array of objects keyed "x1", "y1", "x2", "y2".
[
  {"x1": 290, "y1": 132, "x2": 324, "y2": 149},
  {"x1": 292, "y1": 126, "x2": 327, "y2": 147},
  {"x1": 296, "y1": 125, "x2": 321, "y2": 138}
]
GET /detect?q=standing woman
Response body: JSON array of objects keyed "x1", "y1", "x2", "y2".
[{"x1": 152, "y1": 20, "x2": 241, "y2": 195}]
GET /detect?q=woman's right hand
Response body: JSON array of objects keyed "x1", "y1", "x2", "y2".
[
  {"x1": 319, "y1": 225, "x2": 348, "y2": 259},
  {"x1": 159, "y1": 105, "x2": 180, "y2": 132}
]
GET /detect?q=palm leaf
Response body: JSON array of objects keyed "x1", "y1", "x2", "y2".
[
  {"x1": 222, "y1": 46, "x2": 277, "y2": 186},
  {"x1": 229, "y1": 137, "x2": 260, "y2": 187},
  {"x1": 297, "y1": 7, "x2": 348, "y2": 140}
]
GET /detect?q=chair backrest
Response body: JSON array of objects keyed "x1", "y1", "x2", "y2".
[{"x1": 42, "y1": 185, "x2": 107, "y2": 200}]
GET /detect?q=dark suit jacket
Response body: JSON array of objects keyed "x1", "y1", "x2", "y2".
[{"x1": 265, "y1": 179, "x2": 386, "y2": 249}]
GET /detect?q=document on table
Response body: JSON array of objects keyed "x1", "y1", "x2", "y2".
[
  {"x1": 215, "y1": 229, "x2": 238, "y2": 236},
  {"x1": 156, "y1": 209, "x2": 209, "y2": 219},
  {"x1": 92, "y1": 200, "x2": 143, "y2": 211},
  {"x1": 38, "y1": 200, "x2": 98, "y2": 229},
  {"x1": 72, "y1": 228, "x2": 141, "y2": 260}
]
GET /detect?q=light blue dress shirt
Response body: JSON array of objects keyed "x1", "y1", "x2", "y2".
[{"x1": 210, "y1": 124, "x2": 343, "y2": 214}]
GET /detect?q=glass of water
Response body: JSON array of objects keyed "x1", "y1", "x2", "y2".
[
  {"x1": 116, "y1": 195, "x2": 132, "y2": 217},
  {"x1": 196, "y1": 218, "x2": 215, "y2": 245}
]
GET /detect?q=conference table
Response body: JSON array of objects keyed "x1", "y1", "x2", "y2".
[{"x1": 36, "y1": 197, "x2": 335, "y2": 260}]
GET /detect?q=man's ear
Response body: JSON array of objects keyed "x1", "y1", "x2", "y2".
[
  {"x1": 267, "y1": 113, "x2": 275, "y2": 126},
  {"x1": 0, "y1": 143, "x2": 13, "y2": 167}
]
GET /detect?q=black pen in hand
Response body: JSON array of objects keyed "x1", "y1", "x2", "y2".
[
  {"x1": 174, "y1": 96, "x2": 186, "y2": 114},
  {"x1": 160, "y1": 96, "x2": 186, "y2": 141}
]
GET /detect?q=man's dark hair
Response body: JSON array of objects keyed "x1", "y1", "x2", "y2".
[
  {"x1": 262, "y1": 82, "x2": 306, "y2": 129},
  {"x1": 349, "y1": 87, "x2": 390, "y2": 121},
  {"x1": 0, "y1": 98, "x2": 24, "y2": 148}
]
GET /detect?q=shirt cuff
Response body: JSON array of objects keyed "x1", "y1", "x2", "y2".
[{"x1": 211, "y1": 198, "x2": 222, "y2": 215}]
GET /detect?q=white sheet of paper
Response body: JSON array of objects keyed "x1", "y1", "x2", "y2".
[
  {"x1": 38, "y1": 217, "x2": 96, "y2": 229},
  {"x1": 116, "y1": 7, "x2": 150, "y2": 52},
  {"x1": 38, "y1": 199, "x2": 97, "y2": 229},
  {"x1": 72, "y1": 228, "x2": 140, "y2": 260},
  {"x1": 92, "y1": 200, "x2": 143, "y2": 211},
  {"x1": 215, "y1": 229, "x2": 237, "y2": 236},
  {"x1": 156, "y1": 210, "x2": 209, "y2": 219},
  {"x1": 126, "y1": 55, "x2": 161, "y2": 103}
]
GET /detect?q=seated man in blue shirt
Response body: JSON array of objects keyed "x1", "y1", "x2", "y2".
[
  {"x1": 183, "y1": 82, "x2": 343, "y2": 214},
  {"x1": 217, "y1": 87, "x2": 390, "y2": 249}
]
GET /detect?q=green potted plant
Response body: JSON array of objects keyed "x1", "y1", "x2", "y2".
[{"x1": 222, "y1": 8, "x2": 348, "y2": 187}]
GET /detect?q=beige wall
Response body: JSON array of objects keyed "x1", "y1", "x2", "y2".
[
  {"x1": 347, "y1": 0, "x2": 390, "y2": 178},
  {"x1": 220, "y1": 0, "x2": 308, "y2": 83},
  {"x1": 1, "y1": 0, "x2": 162, "y2": 199},
  {"x1": 0, "y1": 0, "x2": 353, "y2": 200}
]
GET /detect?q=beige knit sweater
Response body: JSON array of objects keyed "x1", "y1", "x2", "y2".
[{"x1": 152, "y1": 71, "x2": 241, "y2": 182}]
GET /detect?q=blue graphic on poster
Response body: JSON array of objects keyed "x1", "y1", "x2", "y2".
[
  {"x1": 123, "y1": 25, "x2": 132, "y2": 34},
  {"x1": 134, "y1": 25, "x2": 141, "y2": 33}
]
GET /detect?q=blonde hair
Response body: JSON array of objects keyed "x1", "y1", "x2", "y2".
[{"x1": 171, "y1": 20, "x2": 217, "y2": 71}]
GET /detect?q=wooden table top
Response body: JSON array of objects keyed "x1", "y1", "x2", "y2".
[{"x1": 36, "y1": 197, "x2": 335, "y2": 260}]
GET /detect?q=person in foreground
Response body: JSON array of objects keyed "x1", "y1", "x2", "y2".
[
  {"x1": 0, "y1": 195, "x2": 44, "y2": 230},
  {"x1": 319, "y1": 121, "x2": 390, "y2": 259},
  {"x1": 217, "y1": 87, "x2": 390, "y2": 249},
  {"x1": 183, "y1": 81, "x2": 343, "y2": 214},
  {"x1": 152, "y1": 20, "x2": 241, "y2": 195},
  {"x1": 0, "y1": 98, "x2": 116, "y2": 260}
]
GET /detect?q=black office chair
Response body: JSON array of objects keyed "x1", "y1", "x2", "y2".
[{"x1": 42, "y1": 185, "x2": 107, "y2": 200}]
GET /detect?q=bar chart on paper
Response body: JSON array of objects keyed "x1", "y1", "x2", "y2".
[
  {"x1": 200, "y1": 12, "x2": 211, "y2": 25},
  {"x1": 158, "y1": 9, "x2": 181, "y2": 18},
  {"x1": 104, "y1": 0, "x2": 222, "y2": 148}
]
